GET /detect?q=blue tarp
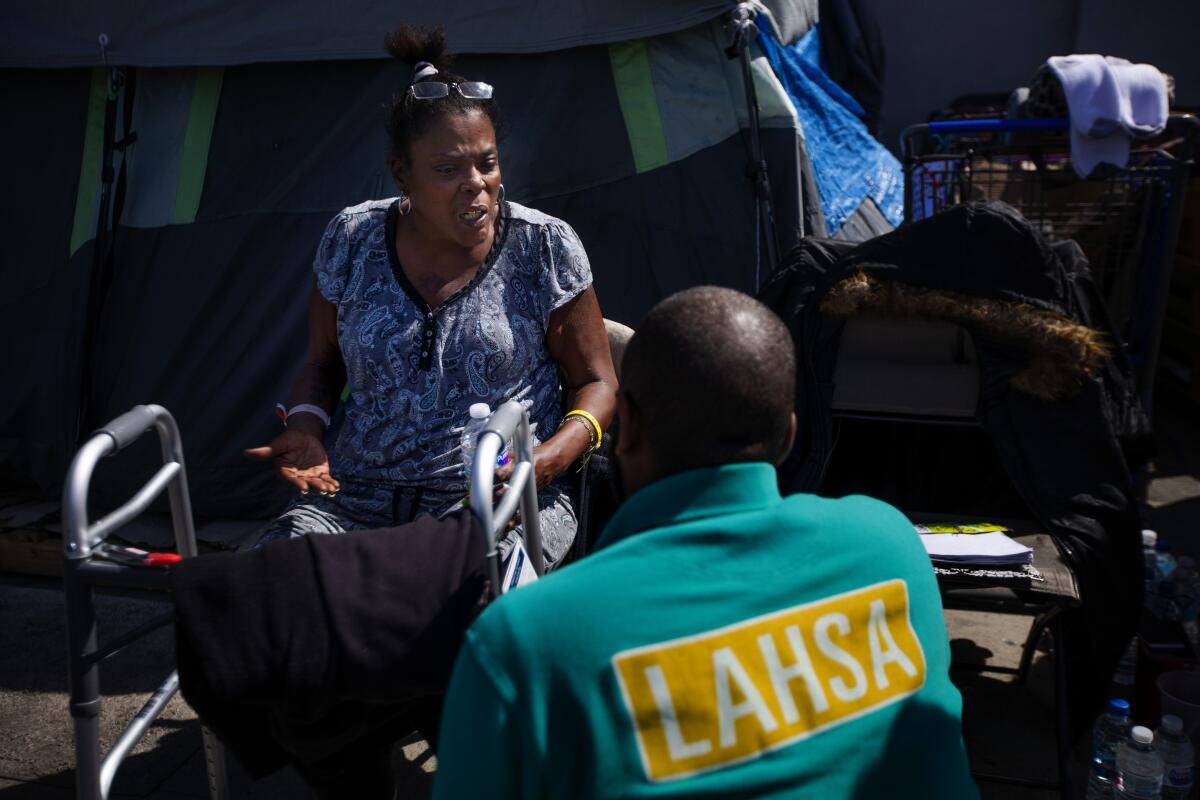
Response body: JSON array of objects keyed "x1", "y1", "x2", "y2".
[{"x1": 758, "y1": 24, "x2": 903, "y2": 234}]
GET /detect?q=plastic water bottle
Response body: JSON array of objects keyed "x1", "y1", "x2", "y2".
[
  {"x1": 1169, "y1": 558, "x2": 1200, "y2": 651},
  {"x1": 1114, "y1": 638, "x2": 1139, "y2": 689},
  {"x1": 1171, "y1": 558, "x2": 1200, "y2": 598},
  {"x1": 1157, "y1": 539, "x2": 1179, "y2": 583},
  {"x1": 1152, "y1": 580, "x2": 1182, "y2": 622},
  {"x1": 1145, "y1": 530, "x2": 1161, "y2": 592},
  {"x1": 461, "y1": 403, "x2": 492, "y2": 474},
  {"x1": 1087, "y1": 698, "x2": 1133, "y2": 799},
  {"x1": 460, "y1": 403, "x2": 510, "y2": 475},
  {"x1": 1157, "y1": 715, "x2": 1195, "y2": 800},
  {"x1": 1115, "y1": 725, "x2": 1164, "y2": 799}
]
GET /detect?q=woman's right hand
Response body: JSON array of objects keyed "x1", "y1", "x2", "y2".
[{"x1": 244, "y1": 429, "x2": 340, "y2": 494}]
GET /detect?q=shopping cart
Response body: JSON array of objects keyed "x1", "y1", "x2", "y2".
[
  {"x1": 900, "y1": 115, "x2": 1198, "y2": 408},
  {"x1": 62, "y1": 405, "x2": 228, "y2": 800}
]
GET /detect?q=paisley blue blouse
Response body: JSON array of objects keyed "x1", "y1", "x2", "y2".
[{"x1": 314, "y1": 198, "x2": 592, "y2": 492}]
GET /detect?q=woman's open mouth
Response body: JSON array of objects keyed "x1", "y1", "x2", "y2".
[{"x1": 459, "y1": 206, "x2": 488, "y2": 227}]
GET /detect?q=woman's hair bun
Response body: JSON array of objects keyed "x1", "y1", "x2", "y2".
[
  {"x1": 384, "y1": 24, "x2": 454, "y2": 72},
  {"x1": 382, "y1": 22, "x2": 498, "y2": 163}
]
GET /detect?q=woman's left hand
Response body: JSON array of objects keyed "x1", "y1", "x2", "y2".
[
  {"x1": 492, "y1": 444, "x2": 570, "y2": 531},
  {"x1": 493, "y1": 441, "x2": 571, "y2": 493}
]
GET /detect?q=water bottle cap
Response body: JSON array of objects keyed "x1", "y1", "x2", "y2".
[
  {"x1": 468, "y1": 403, "x2": 491, "y2": 420},
  {"x1": 1107, "y1": 698, "x2": 1131, "y2": 715},
  {"x1": 1157, "y1": 539, "x2": 1173, "y2": 552},
  {"x1": 1131, "y1": 725, "x2": 1154, "y2": 744},
  {"x1": 1143, "y1": 529, "x2": 1159, "y2": 546},
  {"x1": 1162, "y1": 714, "x2": 1184, "y2": 734}
]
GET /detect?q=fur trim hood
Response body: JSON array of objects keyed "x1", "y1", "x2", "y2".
[{"x1": 821, "y1": 271, "x2": 1109, "y2": 400}]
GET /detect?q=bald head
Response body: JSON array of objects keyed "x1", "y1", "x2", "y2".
[{"x1": 620, "y1": 287, "x2": 795, "y2": 477}]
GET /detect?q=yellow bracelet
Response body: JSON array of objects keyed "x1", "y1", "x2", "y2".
[
  {"x1": 563, "y1": 409, "x2": 602, "y2": 448},
  {"x1": 563, "y1": 415, "x2": 597, "y2": 450}
]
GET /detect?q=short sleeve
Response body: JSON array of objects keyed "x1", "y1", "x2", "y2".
[
  {"x1": 313, "y1": 212, "x2": 351, "y2": 304},
  {"x1": 536, "y1": 220, "x2": 593, "y2": 324}
]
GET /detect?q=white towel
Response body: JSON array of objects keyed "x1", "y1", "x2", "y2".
[{"x1": 1047, "y1": 54, "x2": 1168, "y2": 177}]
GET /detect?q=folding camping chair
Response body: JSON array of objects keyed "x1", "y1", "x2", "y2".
[
  {"x1": 828, "y1": 314, "x2": 1080, "y2": 799},
  {"x1": 62, "y1": 404, "x2": 228, "y2": 800}
]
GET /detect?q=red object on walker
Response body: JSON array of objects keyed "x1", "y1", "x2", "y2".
[{"x1": 93, "y1": 543, "x2": 184, "y2": 568}]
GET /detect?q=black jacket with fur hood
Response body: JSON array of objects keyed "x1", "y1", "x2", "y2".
[{"x1": 759, "y1": 200, "x2": 1148, "y2": 728}]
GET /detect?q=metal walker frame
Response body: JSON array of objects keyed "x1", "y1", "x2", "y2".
[
  {"x1": 469, "y1": 400, "x2": 545, "y2": 597},
  {"x1": 61, "y1": 399, "x2": 540, "y2": 797},
  {"x1": 62, "y1": 404, "x2": 228, "y2": 800}
]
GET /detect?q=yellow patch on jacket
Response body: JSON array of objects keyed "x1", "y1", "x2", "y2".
[{"x1": 612, "y1": 579, "x2": 927, "y2": 782}]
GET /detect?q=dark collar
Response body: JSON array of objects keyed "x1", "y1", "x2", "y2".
[
  {"x1": 595, "y1": 462, "x2": 782, "y2": 551},
  {"x1": 384, "y1": 198, "x2": 511, "y2": 315}
]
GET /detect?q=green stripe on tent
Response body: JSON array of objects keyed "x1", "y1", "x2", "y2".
[
  {"x1": 173, "y1": 67, "x2": 224, "y2": 225},
  {"x1": 608, "y1": 41, "x2": 668, "y2": 174},
  {"x1": 69, "y1": 69, "x2": 109, "y2": 256}
]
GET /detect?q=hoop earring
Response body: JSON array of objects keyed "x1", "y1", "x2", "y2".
[
  {"x1": 497, "y1": 183, "x2": 506, "y2": 205},
  {"x1": 398, "y1": 194, "x2": 413, "y2": 216}
]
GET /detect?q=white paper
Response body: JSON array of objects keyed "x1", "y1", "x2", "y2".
[
  {"x1": 918, "y1": 530, "x2": 1033, "y2": 565},
  {"x1": 502, "y1": 538, "x2": 539, "y2": 593}
]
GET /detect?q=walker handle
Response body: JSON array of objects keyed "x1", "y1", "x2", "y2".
[{"x1": 96, "y1": 405, "x2": 159, "y2": 452}]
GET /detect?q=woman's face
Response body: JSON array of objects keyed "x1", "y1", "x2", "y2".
[{"x1": 392, "y1": 110, "x2": 502, "y2": 250}]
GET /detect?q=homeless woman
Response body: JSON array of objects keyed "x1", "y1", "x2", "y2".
[{"x1": 245, "y1": 25, "x2": 617, "y2": 566}]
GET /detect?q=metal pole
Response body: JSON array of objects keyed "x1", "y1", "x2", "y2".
[
  {"x1": 99, "y1": 673, "x2": 180, "y2": 797},
  {"x1": 65, "y1": 558, "x2": 102, "y2": 800},
  {"x1": 515, "y1": 413, "x2": 544, "y2": 576},
  {"x1": 470, "y1": 401, "x2": 545, "y2": 595},
  {"x1": 149, "y1": 406, "x2": 199, "y2": 558},
  {"x1": 727, "y1": 3, "x2": 781, "y2": 277},
  {"x1": 472, "y1": 409, "x2": 506, "y2": 599},
  {"x1": 62, "y1": 406, "x2": 228, "y2": 800},
  {"x1": 63, "y1": 434, "x2": 113, "y2": 800},
  {"x1": 1052, "y1": 615, "x2": 1076, "y2": 800},
  {"x1": 201, "y1": 726, "x2": 230, "y2": 800},
  {"x1": 901, "y1": 126, "x2": 921, "y2": 224},
  {"x1": 1135, "y1": 115, "x2": 1198, "y2": 413},
  {"x1": 75, "y1": 67, "x2": 125, "y2": 445},
  {"x1": 64, "y1": 436, "x2": 115, "y2": 560}
]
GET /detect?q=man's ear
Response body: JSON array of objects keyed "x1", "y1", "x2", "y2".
[
  {"x1": 615, "y1": 391, "x2": 641, "y2": 457},
  {"x1": 774, "y1": 412, "x2": 798, "y2": 466}
]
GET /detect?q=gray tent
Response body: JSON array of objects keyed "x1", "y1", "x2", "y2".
[
  {"x1": 9, "y1": 0, "x2": 901, "y2": 518},
  {"x1": 7, "y1": 0, "x2": 1193, "y2": 521}
]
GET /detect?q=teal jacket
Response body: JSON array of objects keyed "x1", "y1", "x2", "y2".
[{"x1": 434, "y1": 463, "x2": 977, "y2": 799}]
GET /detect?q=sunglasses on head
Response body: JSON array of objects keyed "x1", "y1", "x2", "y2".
[{"x1": 409, "y1": 81, "x2": 495, "y2": 100}]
